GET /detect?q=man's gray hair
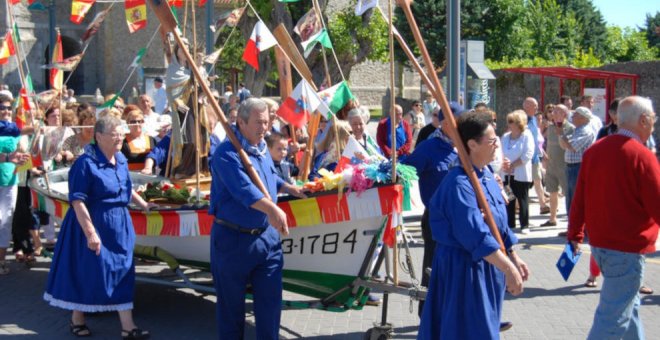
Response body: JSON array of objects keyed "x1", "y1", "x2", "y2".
[
  {"x1": 347, "y1": 108, "x2": 365, "y2": 122},
  {"x1": 618, "y1": 96, "x2": 654, "y2": 126},
  {"x1": 94, "y1": 115, "x2": 123, "y2": 136},
  {"x1": 237, "y1": 97, "x2": 268, "y2": 123}
]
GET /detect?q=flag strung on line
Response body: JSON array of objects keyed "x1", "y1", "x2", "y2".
[
  {"x1": 355, "y1": 0, "x2": 378, "y2": 16},
  {"x1": 0, "y1": 31, "x2": 16, "y2": 65},
  {"x1": 81, "y1": 7, "x2": 111, "y2": 42},
  {"x1": 317, "y1": 81, "x2": 355, "y2": 119},
  {"x1": 128, "y1": 47, "x2": 147, "y2": 69},
  {"x1": 50, "y1": 30, "x2": 63, "y2": 91},
  {"x1": 41, "y1": 53, "x2": 83, "y2": 72},
  {"x1": 71, "y1": 0, "x2": 96, "y2": 25},
  {"x1": 277, "y1": 80, "x2": 323, "y2": 128},
  {"x1": 242, "y1": 21, "x2": 277, "y2": 71},
  {"x1": 302, "y1": 28, "x2": 332, "y2": 58},
  {"x1": 125, "y1": 0, "x2": 148, "y2": 33}
]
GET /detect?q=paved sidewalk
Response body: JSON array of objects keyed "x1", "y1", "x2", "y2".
[{"x1": 1, "y1": 191, "x2": 658, "y2": 339}]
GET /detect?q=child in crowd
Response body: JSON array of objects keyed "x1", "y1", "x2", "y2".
[{"x1": 266, "y1": 132, "x2": 297, "y2": 185}]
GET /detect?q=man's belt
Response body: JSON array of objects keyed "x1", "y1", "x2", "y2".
[{"x1": 214, "y1": 218, "x2": 265, "y2": 235}]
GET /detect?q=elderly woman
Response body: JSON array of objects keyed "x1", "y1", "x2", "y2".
[
  {"x1": 121, "y1": 106, "x2": 156, "y2": 171},
  {"x1": 501, "y1": 110, "x2": 535, "y2": 234},
  {"x1": 418, "y1": 111, "x2": 528, "y2": 340},
  {"x1": 309, "y1": 120, "x2": 352, "y2": 180},
  {"x1": 347, "y1": 108, "x2": 381, "y2": 157},
  {"x1": 0, "y1": 95, "x2": 29, "y2": 274},
  {"x1": 44, "y1": 115, "x2": 154, "y2": 339},
  {"x1": 62, "y1": 109, "x2": 96, "y2": 160},
  {"x1": 405, "y1": 101, "x2": 426, "y2": 146}
]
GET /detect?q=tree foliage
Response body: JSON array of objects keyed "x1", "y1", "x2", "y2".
[{"x1": 642, "y1": 12, "x2": 660, "y2": 57}]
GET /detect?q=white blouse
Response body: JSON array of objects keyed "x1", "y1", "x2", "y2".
[{"x1": 500, "y1": 129, "x2": 535, "y2": 182}]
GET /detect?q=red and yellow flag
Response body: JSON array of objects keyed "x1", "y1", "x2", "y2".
[
  {"x1": 0, "y1": 31, "x2": 16, "y2": 65},
  {"x1": 14, "y1": 88, "x2": 30, "y2": 129},
  {"x1": 50, "y1": 30, "x2": 63, "y2": 90},
  {"x1": 71, "y1": 0, "x2": 96, "y2": 24},
  {"x1": 125, "y1": 0, "x2": 148, "y2": 33}
]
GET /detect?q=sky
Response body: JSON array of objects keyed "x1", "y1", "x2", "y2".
[{"x1": 593, "y1": 0, "x2": 658, "y2": 29}]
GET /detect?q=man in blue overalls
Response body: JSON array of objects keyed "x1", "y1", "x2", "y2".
[{"x1": 209, "y1": 98, "x2": 305, "y2": 340}]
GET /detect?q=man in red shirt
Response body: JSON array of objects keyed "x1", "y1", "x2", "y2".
[
  {"x1": 567, "y1": 96, "x2": 659, "y2": 339},
  {"x1": 376, "y1": 104, "x2": 413, "y2": 160}
]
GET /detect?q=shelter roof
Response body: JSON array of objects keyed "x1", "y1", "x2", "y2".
[{"x1": 502, "y1": 66, "x2": 639, "y2": 80}]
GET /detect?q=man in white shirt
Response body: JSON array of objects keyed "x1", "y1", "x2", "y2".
[
  {"x1": 138, "y1": 94, "x2": 161, "y2": 139},
  {"x1": 152, "y1": 77, "x2": 168, "y2": 114}
]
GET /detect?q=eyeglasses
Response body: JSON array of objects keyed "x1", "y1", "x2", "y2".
[
  {"x1": 0, "y1": 105, "x2": 10, "y2": 111},
  {"x1": 414, "y1": 104, "x2": 421, "y2": 107},
  {"x1": 101, "y1": 132, "x2": 125, "y2": 140},
  {"x1": 129, "y1": 120, "x2": 145, "y2": 124},
  {"x1": 644, "y1": 114, "x2": 657, "y2": 123},
  {"x1": 483, "y1": 137, "x2": 498, "y2": 146}
]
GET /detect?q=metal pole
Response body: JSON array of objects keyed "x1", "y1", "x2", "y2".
[
  {"x1": 447, "y1": 0, "x2": 460, "y2": 102},
  {"x1": 205, "y1": 0, "x2": 214, "y2": 80},
  {"x1": 48, "y1": 0, "x2": 56, "y2": 62}
]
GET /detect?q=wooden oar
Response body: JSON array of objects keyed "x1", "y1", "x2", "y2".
[
  {"x1": 147, "y1": 0, "x2": 271, "y2": 200},
  {"x1": 396, "y1": 0, "x2": 505, "y2": 253}
]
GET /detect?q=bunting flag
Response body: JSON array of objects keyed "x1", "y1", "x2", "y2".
[
  {"x1": 128, "y1": 47, "x2": 146, "y2": 69},
  {"x1": 302, "y1": 28, "x2": 332, "y2": 58},
  {"x1": 355, "y1": 0, "x2": 378, "y2": 16},
  {"x1": 50, "y1": 30, "x2": 63, "y2": 91},
  {"x1": 170, "y1": 0, "x2": 183, "y2": 7},
  {"x1": 81, "y1": 7, "x2": 111, "y2": 42},
  {"x1": 242, "y1": 21, "x2": 277, "y2": 71},
  {"x1": 14, "y1": 88, "x2": 30, "y2": 129},
  {"x1": 276, "y1": 80, "x2": 322, "y2": 128},
  {"x1": 336, "y1": 136, "x2": 369, "y2": 173},
  {"x1": 41, "y1": 53, "x2": 83, "y2": 72},
  {"x1": 125, "y1": 0, "x2": 148, "y2": 33},
  {"x1": 0, "y1": 31, "x2": 16, "y2": 65},
  {"x1": 317, "y1": 81, "x2": 355, "y2": 118},
  {"x1": 71, "y1": 0, "x2": 96, "y2": 24}
]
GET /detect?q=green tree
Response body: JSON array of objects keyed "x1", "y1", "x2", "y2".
[
  {"x1": 604, "y1": 26, "x2": 659, "y2": 63},
  {"x1": 642, "y1": 12, "x2": 660, "y2": 57},
  {"x1": 555, "y1": 0, "x2": 608, "y2": 59}
]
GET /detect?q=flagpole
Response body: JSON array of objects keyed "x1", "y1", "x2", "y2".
[
  {"x1": 312, "y1": 0, "x2": 345, "y2": 82},
  {"x1": 191, "y1": 0, "x2": 202, "y2": 202},
  {"x1": 387, "y1": 0, "x2": 399, "y2": 286},
  {"x1": 148, "y1": 0, "x2": 272, "y2": 200}
]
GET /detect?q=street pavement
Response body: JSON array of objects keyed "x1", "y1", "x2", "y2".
[{"x1": 1, "y1": 188, "x2": 659, "y2": 339}]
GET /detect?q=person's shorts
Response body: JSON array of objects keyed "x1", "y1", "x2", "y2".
[
  {"x1": 532, "y1": 162, "x2": 543, "y2": 181},
  {"x1": 545, "y1": 166, "x2": 567, "y2": 193}
]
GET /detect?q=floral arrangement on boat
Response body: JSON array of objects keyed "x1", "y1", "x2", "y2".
[{"x1": 136, "y1": 181, "x2": 210, "y2": 206}]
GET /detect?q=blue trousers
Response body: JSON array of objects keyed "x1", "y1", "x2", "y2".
[
  {"x1": 588, "y1": 247, "x2": 645, "y2": 340},
  {"x1": 565, "y1": 163, "x2": 581, "y2": 216},
  {"x1": 210, "y1": 224, "x2": 283, "y2": 340}
]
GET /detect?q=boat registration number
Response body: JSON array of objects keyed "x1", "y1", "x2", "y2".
[{"x1": 281, "y1": 229, "x2": 358, "y2": 255}]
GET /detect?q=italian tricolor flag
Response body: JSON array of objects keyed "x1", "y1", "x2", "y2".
[
  {"x1": 71, "y1": 0, "x2": 96, "y2": 24},
  {"x1": 0, "y1": 31, "x2": 16, "y2": 65},
  {"x1": 276, "y1": 80, "x2": 322, "y2": 128},
  {"x1": 317, "y1": 81, "x2": 355, "y2": 119},
  {"x1": 125, "y1": 0, "x2": 147, "y2": 33},
  {"x1": 242, "y1": 21, "x2": 277, "y2": 71}
]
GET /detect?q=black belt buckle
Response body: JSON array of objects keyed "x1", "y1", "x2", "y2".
[
  {"x1": 248, "y1": 228, "x2": 262, "y2": 235},
  {"x1": 215, "y1": 218, "x2": 264, "y2": 236}
]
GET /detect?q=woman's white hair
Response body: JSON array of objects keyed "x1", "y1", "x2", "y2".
[{"x1": 618, "y1": 96, "x2": 654, "y2": 126}]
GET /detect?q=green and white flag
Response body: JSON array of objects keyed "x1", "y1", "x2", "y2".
[
  {"x1": 128, "y1": 47, "x2": 146, "y2": 70},
  {"x1": 96, "y1": 93, "x2": 119, "y2": 118},
  {"x1": 317, "y1": 81, "x2": 355, "y2": 119},
  {"x1": 302, "y1": 29, "x2": 333, "y2": 58}
]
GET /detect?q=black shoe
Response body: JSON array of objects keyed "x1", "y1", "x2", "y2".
[
  {"x1": 500, "y1": 321, "x2": 513, "y2": 332},
  {"x1": 122, "y1": 328, "x2": 150, "y2": 340},
  {"x1": 540, "y1": 220, "x2": 557, "y2": 227}
]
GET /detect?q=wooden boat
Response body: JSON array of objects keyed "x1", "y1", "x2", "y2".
[{"x1": 29, "y1": 168, "x2": 408, "y2": 309}]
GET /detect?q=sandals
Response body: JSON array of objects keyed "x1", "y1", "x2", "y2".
[
  {"x1": 14, "y1": 251, "x2": 25, "y2": 263},
  {"x1": 33, "y1": 246, "x2": 43, "y2": 257},
  {"x1": 122, "y1": 328, "x2": 150, "y2": 340},
  {"x1": 70, "y1": 323, "x2": 91, "y2": 337},
  {"x1": 585, "y1": 279, "x2": 598, "y2": 288}
]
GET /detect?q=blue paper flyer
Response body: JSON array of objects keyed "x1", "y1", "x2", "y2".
[{"x1": 556, "y1": 242, "x2": 582, "y2": 281}]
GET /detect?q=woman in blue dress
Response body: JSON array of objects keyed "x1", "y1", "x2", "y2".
[
  {"x1": 44, "y1": 116, "x2": 155, "y2": 339},
  {"x1": 418, "y1": 111, "x2": 530, "y2": 340}
]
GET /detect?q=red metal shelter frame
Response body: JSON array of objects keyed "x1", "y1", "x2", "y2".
[{"x1": 503, "y1": 67, "x2": 639, "y2": 113}]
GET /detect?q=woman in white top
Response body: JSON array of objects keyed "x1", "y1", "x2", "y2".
[{"x1": 500, "y1": 110, "x2": 535, "y2": 234}]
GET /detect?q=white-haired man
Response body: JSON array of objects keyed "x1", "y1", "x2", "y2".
[{"x1": 567, "y1": 96, "x2": 659, "y2": 339}]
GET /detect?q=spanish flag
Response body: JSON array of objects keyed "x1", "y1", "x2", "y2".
[
  {"x1": 50, "y1": 30, "x2": 63, "y2": 90},
  {"x1": 71, "y1": 0, "x2": 96, "y2": 25},
  {"x1": 125, "y1": 0, "x2": 147, "y2": 33},
  {"x1": 0, "y1": 31, "x2": 16, "y2": 65},
  {"x1": 14, "y1": 88, "x2": 30, "y2": 129}
]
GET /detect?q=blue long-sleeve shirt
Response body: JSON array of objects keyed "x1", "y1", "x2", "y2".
[
  {"x1": 402, "y1": 136, "x2": 457, "y2": 207},
  {"x1": 0, "y1": 121, "x2": 20, "y2": 137},
  {"x1": 209, "y1": 138, "x2": 285, "y2": 229},
  {"x1": 145, "y1": 134, "x2": 170, "y2": 176}
]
